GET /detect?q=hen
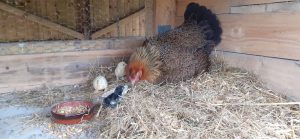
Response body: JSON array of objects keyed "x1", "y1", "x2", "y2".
[{"x1": 126, "y1": 3, "x2": 222, "y2": 84}]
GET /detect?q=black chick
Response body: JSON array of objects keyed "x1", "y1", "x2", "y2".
[{"x1": 103, "y1": 85, "x2": 128, "y2": 108}]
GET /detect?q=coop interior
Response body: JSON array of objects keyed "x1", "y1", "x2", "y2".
[{"x1": 0, "y1": 0, "x2": 299, "y2": 138}]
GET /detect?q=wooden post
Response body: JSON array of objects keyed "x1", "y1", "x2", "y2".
[{"x1": 75, "y1": 0, "x2": 91, "y2": 39}]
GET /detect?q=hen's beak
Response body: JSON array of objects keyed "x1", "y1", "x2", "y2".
[{"x1": 130, "y1": 80, "x2": 136, "y2": 86}]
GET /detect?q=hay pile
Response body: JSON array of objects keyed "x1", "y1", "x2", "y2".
[{"x1": 1, "y1": 58, "x2": 299, "y2": 138}]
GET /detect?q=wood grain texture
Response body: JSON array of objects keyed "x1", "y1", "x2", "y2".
[
  {"x1": 175, "y1": 11, "x2": 300, "y2": 60},
  {"x1": 231, "y1": 1, "x2": 300, "y2": 14},
  {"x1": 217, "y1": 12, "x2": 300, "y2": 60},
  {"x1": 8, "y1": 0, "x2": 76, "y2": 41},
  {"x1": 0, "y1": 1, "x2": 84, "y2": 39},
  {"x1": 90, "y1": 0, "x2": 144, "y2": 33},
  {"x1": 176, "y1": 0, "x2": 295, "y2": 16},
  {"x1": 0, "y1": 37, "x2": 145, "y2": 55},
  {"x1": 0, "y1": 38, "x2": 145, "y2": 93},
  {"x1": 230, "y1": 5, "x2": 266, "y2": 14},
  {"x1": 145, "y1": 0, "x2": 155, "y2": 36},
  {"x1": 230, "y1": 0, "x2": 293, "y2": 6},
  {"x1": 266, "y1": 1, "x2": 300, "y2": 12},
  {"x1": 155, "y1": 0, "x2": 176, "y2": 32},
  {"x1": 91, "y1": 9, "x2": 145, "y2": 39},
  {"x1": 214, "y1": 51, "x2": 300, "y2": 101}
]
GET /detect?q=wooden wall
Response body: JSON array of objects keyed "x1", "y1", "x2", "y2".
[
  {"x1": 0, "y1": 0, "x2": 76, "y2": 42},
  {"x1": 154, "y1": 0, "x2": 300, "y2": 100},
  {"x1": 0, "y1": 0, "x2": 146, "y2": 42},
  {"x1": 0, "y1": 37, "x2": 145, "y2": 92}
]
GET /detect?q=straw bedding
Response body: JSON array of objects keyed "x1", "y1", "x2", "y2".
[{"x1": 1, "y1": 57, "x2": 299, "y2": 139}]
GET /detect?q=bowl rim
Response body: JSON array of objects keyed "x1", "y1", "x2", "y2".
[{"x1": 51, "y1": 100, "x2": 95, "y2": 120}]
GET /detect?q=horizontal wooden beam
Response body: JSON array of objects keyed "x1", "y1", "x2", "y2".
[
  {"x1": 0, "y1": 37, "x2": 145, "y2": 56},
  {"x1": 91, "y1": 8, "x2": 145, "y2": 39},
  {"x1": 0, "y1": 39, "x2": 145, "y2": 93},
  {"x1": 0, "y1": 1, "x2": 84, "y2": 39},
  {"x1": 213, "y1": 51, "x2": 300, "y2": 101},
  {"x1": 230, "y1": 0, "x2": 292, "y2": 6}
]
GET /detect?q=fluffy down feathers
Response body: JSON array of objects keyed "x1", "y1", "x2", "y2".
[
  {"x1": 126, "y1": 2, "x2": 222, "y2": 84},
  {"x1": 115, "y1": 62, "x2": 127, "y2": 81}
]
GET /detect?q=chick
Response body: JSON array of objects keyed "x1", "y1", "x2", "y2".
[
  {"x1": 93, "y1": 75, "x2": 108, "y2": 92},
  {"x1": 114, "y1": 62, "x2": 127, "y2": 81},
  {"x1": 103, "y1": 85, "x2": 129, "y2": 108}
]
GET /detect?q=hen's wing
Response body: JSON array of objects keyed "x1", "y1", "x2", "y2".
[
  {"x1": 154, "y1": 23, "x2": 211, "y2": 49},
  {"x1": 156, "y1": 44, "x2": 197, "y2": 83}
]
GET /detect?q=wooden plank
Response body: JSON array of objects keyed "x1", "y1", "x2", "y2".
[
  {"x1": 0, "y1": 50, "x2": 129, "y2": 93},
  {"x1": 176, "y1": 0, "x2": 293, "y2": 16},
  {"x1": 176, "y1": 0, "x2": 231, "y2": 17},
  {"x1": 124, "y1": 0, "x2": 130, "y2": 16},
  {"x1": 0, "y1": 1, "x2": 84, "y2": 39},
  {"x1": 266, "y1": 1, "x2": 300, "y2": 12},
  {"x1": 65, "y1": 0, "x2": 77, "y2": 30},
  {"x1": 155, "y1": 0, "x2": 176, "y2": 32},
  {"x1": 213, "y1": 51, "x2": 300, "y2": 101},
  {"x1": 5, "y1": 14, "x2": 17, "y2": 41},
  {"x1": 0, "y1": 38, "x2": 145, "y2": 93},
  {"x1": 37, "y1": 0, "x2": 46, "y2": 40},
  {"x1": 132, "y1": 0, "x2": 141, "y2": 36},
  {"x1": 109, "y1": 0, "x2": 118, "y2": 22},
  {"x1": 0, "y1": 11, "x2": 6, "y2": 41},
  {"x1": 0, "y1": 37, "x2": 145, "y2": 55},
  {"x1": 118, "y1": 0, "x2": 126, "y2": 18},
  {"x1": 90, "y1": 0, "x2": 97, "y2": 31},
  {"x1": 139, "y1": 11, "x2": 146, "y2": 36},
  {"x1": 231, "y1": 0, "x2": 292, "y2": 6},
  {"x1": 145, "y1": 0, "x2": 155, "y2": 36},
  {"x1": 132, "y1": 15, "x2": 139, "y2": 36},
  {"x1": 116, "y1": 0, "x2": 125, "y2": 37},
  {"x1": 125, "y1": 17, "x2": 133, "y2": 36},
  {"x1": 217, "y1": 12, "x2": 300, "y2": 61},
  {"x1": 128, "y1": 0, "x2": 135, "y2": 13},
  {"x1": 139, "y1": 0, "x2": 145, "y2": 8},
  {"x1": 99, "y1": 0, "x2": 109, "y2": 28},
  {"x1": 91, "y1": 9, "x2": 145, "y2": 39},
  {"x1": 175, "y1": 11, "x2": 300, "y2": 60},
  {"x1": 231, "y1": 1, "x2": 300, "y2": 14},
  {"x1": 45, "y1": 0, "x2": 58, "y2": 23},
  {"x1": 230, "y1": 5, "x2": 266, "y2": 14},
  {"x1": 75, "y1": 0, "x2": 91, "y2": 39}
]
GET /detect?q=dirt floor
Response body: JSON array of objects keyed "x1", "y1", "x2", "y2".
[{"x1": 0, "y1": 58, "x2": 299, "y2": 139}]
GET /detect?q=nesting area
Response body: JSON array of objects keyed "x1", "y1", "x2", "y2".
[{"x1": 0, "y1": 58, "x2": 299, "y2": 139}]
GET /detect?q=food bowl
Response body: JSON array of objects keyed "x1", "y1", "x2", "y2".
[{"x1": 51, "y1": 100, "x2": 97, "y2": 125}]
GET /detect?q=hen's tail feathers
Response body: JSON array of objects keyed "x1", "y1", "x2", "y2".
[{"x1": 184, "y1": 2, "x2": 222, "y2": 45}]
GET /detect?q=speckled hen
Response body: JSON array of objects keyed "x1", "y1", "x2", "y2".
[{"x1": 126, "y1": 3, "x2": 222, "y2": 84}]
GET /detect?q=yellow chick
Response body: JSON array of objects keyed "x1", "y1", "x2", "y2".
[
  {"x1": 115, "y1": 62, "x2": 127, "y2": 81},
  {"x1": 93, "y1": 75, "x2": 108, "y2": 92}
]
